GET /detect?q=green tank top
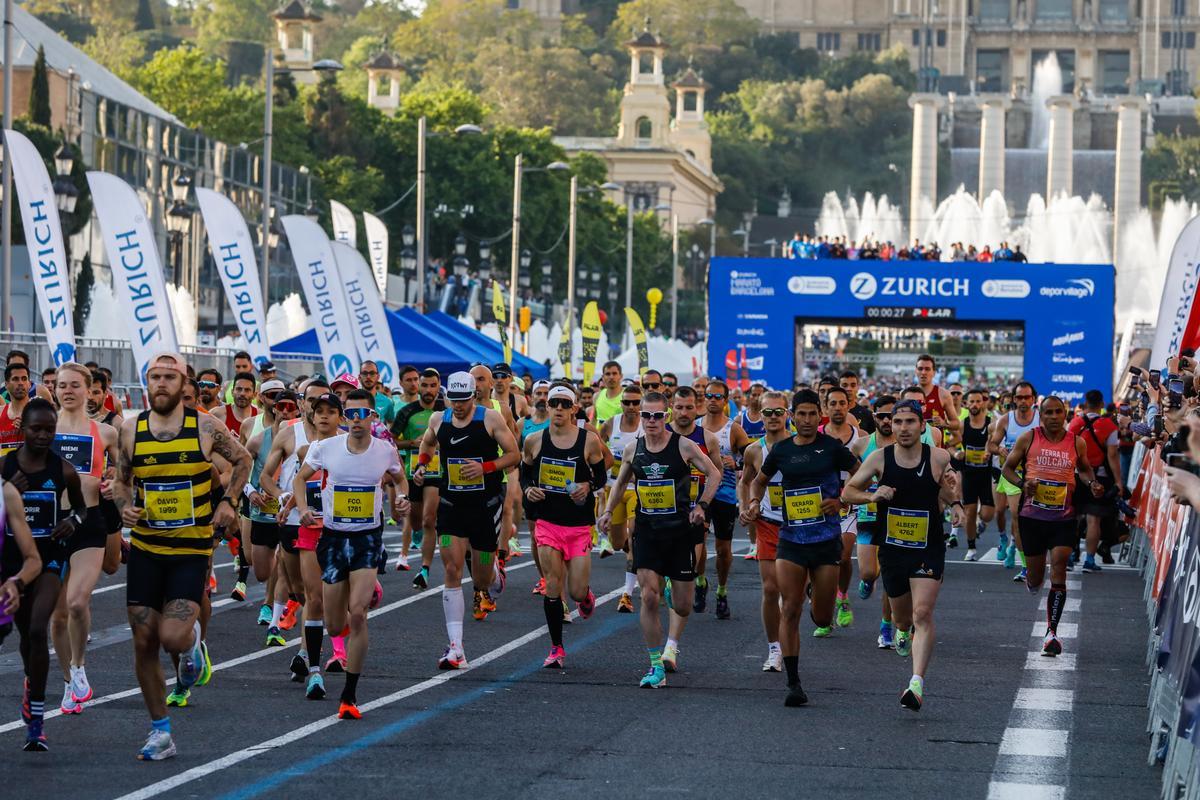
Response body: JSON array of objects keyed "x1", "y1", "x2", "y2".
[
  {"x1": 593, "y1": 388, "x2": 623, "y2": 425},
  {"x1": 401, "y1": 406, "x2": 437, "y2": 477}
]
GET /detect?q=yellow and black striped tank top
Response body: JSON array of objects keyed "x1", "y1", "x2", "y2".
[{"x1": 131, "y1": 407, "x2": 214, "y2": 556}]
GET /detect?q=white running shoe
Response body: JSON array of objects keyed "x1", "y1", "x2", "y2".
[
  {"x1": 60, "y1": 683, "x2": 81, "y2": 714},
  {"x1": 963, "y1": 548, "x2": 977, "y2": 562},
  {"x1": 70, "y1": 665, "x2": 93, "y2": 703},
  {"x1": 395, "y1": 553, "x2": 410, "y2": 571},
  {"x1": 137, "y1": 729, "x2": 177, "y2": 761},
  {"x1": 761, "y1": 649, "x2": 782, "y2": 672}
]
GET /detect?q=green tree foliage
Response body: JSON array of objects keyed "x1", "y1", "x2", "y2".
[
  {"x1": 130, "y1": 46, "x2": 262, "y2": 141},
  {"x1": 28, "y1": 46, "x2": 52, "y2": 126},
  {"x1": 1144, "y1": 133, "x2": 1200, "y2": 208},
  {"x1": 135, "y1": 0, "x2": 156, "y2": 30},
  {"x1": 609, "y1": 0, "x2": 757, "y2": 56},
  {"x1": 193, "y1": 0, "x2": 274, "y2": 54}
]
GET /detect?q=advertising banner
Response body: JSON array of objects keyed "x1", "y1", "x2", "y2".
[
  {"x1": 331, "y1": 241, "x2": 399, "y2": 386},
  {"x1": 1153, "y1": 216, "x2": 1200, "y2": 369},
  {"x1": 581, "y1": 301, "x2": 601, "y2": 386},
  {"x1": 624, "y1": 306, "x2": 649, "y2": 376},
  {"x1": 362, "y1": 212, "x2": 389, "y2": 296},
  {"x1": 329, "y1": 200, "x2": 357, "y2": 247},
  {"x1": 281, "y1": 215, "x2": 359, "y2": 378}
]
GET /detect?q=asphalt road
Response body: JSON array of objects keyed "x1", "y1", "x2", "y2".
[{"x1": 0, "y1": 526, "x2": 1162, "y2": 800}]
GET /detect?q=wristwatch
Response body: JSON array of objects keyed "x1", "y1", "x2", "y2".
[
  {"x1": 218, "y1": 496, "x2": 237, "y2": 511},
  {"x1": 697, "y1": 500, "x2": 711, "y2": 511}
]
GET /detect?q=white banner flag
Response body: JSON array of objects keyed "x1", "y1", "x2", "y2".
[
  {"x1": 362, "y1": 211, "x2": 389, "y2": 297},
  {"x1": 1151, "y1": 215, "x2": 1200, "y2": 369},
  {"x1": 280, "y1": 215, "x2": 360, "y2": 378},
  {"x1": 331, "y1": 241, "x2": 399, "y2": 387},
  {"x1": 330, "y1": 200, "x2": 357, "y2": 247},
  {"x1": 5, "y1": 129, "x2": 76, "y2": 364},
  {"x1": 85, "y1": 171, "x2": 178, "y2": 381},
  {"x1": 194, "y1": 188, "x2": 271, "y2": 367}
]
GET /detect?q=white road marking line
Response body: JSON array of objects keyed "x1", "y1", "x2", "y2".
[
  {"x1": 998, "y1": 727, "x2": 1069, "y2": 758},
  {"x1": 111, "y1": 585, "x2": 625, "y2": 800},
  {"x1": 1013, "y1": 688, "x2": 1073, "y2": 712},
  {"x1": 0, "y1": 560, "x2": 537, "y2": 735},
  {"x1": 987, "y1": 782, "x2": 1065, "y2": 800},
  {"x1": 1023, "y1": 652, "x2": 1077, "y2": 671},
  {"x1": 1030, "y1": 621, "x2": 1077, "y2": 639},
  {"x1": 1066, "y1": 579, "x2": 1081, "y2": 590}
]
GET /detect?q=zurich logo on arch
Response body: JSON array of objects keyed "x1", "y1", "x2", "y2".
[
  {"x1": 849, "y1": 272, "x2": 878, "y2": 300},
  {"x1": 52, "y1": 342, "x2": 77, "y2": 366},
  {"x1": 328, "y1": 353, "x2": 355, "y2": 378}
]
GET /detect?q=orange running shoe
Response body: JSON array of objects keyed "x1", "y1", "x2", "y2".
[
  {"x1": 228, "y1": 537, "x2": 240, "y2": 559},
  {"x1": 278, "y1": 599, "x2": 301, "y2": 631},
  {"x1": 337, "y1": 702, "x2": 361, "y2": 720},
  {"x1": 207, "y1": 573, "x2": 217, "y2": 595},
  {"x1": 473, "y1": 591, "x2": 488, "y2": 621},
  {"x1": 531, "y1": 577, "x2": 546, "y2": 596},
  {"x1": 617, "y1": 592, "x2": 635, "y2": 614},
  {"x1": 480, "y1": 591, "x2": 497, "y2": 613}
]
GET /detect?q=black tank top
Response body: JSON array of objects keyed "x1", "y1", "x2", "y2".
[
  {"x1": 436, "y1": 405, "x2": 502, "y2": 501},
  {"x1": 960, "y1": 415, "x2": 992, "y2": 470},
  {"x1": 873, "y1": 444, "x2": 944, "y2": 554},
  {"x1": 668, "y1": 423, "x2": 708, "y2": 508},
  {"x1": 532, "y1": 428, "x2": 594, "y2": 527},
  {"x1": 1, "y1": 449, "x2": 69, "y2": 575},
  {"x1": 632, "y1": 433, "x2": 691, "y2": 533}
]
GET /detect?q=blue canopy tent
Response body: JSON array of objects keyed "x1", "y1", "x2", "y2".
[{"x1": 397, "y1": 308, "x2": 549, "y2": 379}]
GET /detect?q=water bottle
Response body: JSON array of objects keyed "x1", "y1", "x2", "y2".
[{"x1": 566, "y1": 481, "x2": 587, "y2": 506}]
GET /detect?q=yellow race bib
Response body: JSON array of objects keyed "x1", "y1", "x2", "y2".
[
  {"x1": 1032, "y1": 479, "x2": 1067, "y2": 511},
  {"x1": 446, "y1": 457, "x2": 485, "y2": 492},
  {"x1": 331, "y1": 484, "x2": 375, "y2": 524},
  {"x1": 261, "y1": 496, "x2": 281, "y2": 516},
  {"x1": 636, "y1": 479, "x2": 677, "y2": 515},
  {"x1": 538, "y1": 457, "x2": 574, "y2": 494},
  {"x1": 143, "y1": 480, "x2": 195, "y2": 529},
  {"x1": 885, "y1": 508, "x2": 930, "y2": 548},
  {"x1": 409, "y1": 452, "x2": 441, "y2": 478},
  {"x1": 783, "y1": 486, "x2": 823, "y2": 527},
  {"x1": 767, "y1": 481, "x2": 783, "y2": 512},
  {"x1": 964, "y1": 446, "x2": 988, "y2": 466}
]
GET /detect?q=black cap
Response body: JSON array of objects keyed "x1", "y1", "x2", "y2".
[
  {"x1": 257, "y1": 360, "x2": 277, "y2": 373},
  {"x1": 491, "y1": 362, "x2": 512, "y2": 377},
  {"x1": 312, "y1": 392, "x2": 342, "y2": 412}
]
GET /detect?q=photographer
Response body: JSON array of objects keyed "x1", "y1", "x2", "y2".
[
  {"x1": 1165, "y1": 407, "x2": 1200, "y2": 508},
  {"x1": 1067, "y1": 390, "x2": 1123, "y2": 570}
]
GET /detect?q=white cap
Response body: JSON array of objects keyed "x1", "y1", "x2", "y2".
[
  {"x1": 548, "y1": 385, "x2": 576, "y2": 403},
  {"x1": 533, "y1": 380, "x2": 552, "y2": 391},
  {"x1": 260, "y1": 379, "x2": 286, "y2": 393},
  {"x1": 446, "y1": 371, "x2": 475, "y2": 401}
]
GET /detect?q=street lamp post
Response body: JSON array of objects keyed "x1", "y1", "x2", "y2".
[
  {"x1": 166, "y1": 174, "x2": 195, "y2": 286},
  {"x1": 400, "y1": 223, "x2": 416, "y2": 305},
  {"x1": 564, "y1": 177, "x2": 620, "y2": 353},
  {"x1": 508, "y1": 157, "x2": 568, "y2": 344},
  {"x1": 540, "y1": 256, "x2": 553, "y2": 324}
]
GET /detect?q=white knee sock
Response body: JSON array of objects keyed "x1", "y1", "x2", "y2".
[{"x1": 443, "y1": 587, "x2": 464, "y2": 648}]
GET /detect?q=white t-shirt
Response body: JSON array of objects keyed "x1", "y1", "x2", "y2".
[{"x1": 303, "y1": 433, "x2": 402, "y2": 532}]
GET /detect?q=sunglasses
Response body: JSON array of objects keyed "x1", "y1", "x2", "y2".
[
  {"x1": 663, "y1": 382, "x2": 677, "y2": 388},
  {"x1": 198, "y1": 381, "x2": 218, "y2": 389},
  {"x1": 343, "y1": 407, "x2": 374, "y2": 421},
  {"x1": 951, "y1": 391, "x2": 963, "y2": 396},
  {"x1": 705, "y1": 393, "x2": 727, "y2": 400},
  {"x1": 360, "y1": 370, "x2": 378, "y2": 377},
  {"x1": 761, "y1": 408, "x2": 787, "y2": 418},
  {"x1": 640, "y1": 410, "x2": 667, "y2": 421},
  {"x1": 492, "y1": 372, "x2": 511, "y2": 379},
  {"x1": 547, "y1": 398, "x2": 573, "y2": 409},
  {"x1": 621, "y1": 399, "x2": 642, "y2": 406},
  {"x1": 274, "y1": 402, "x2": 299, "y2": 414},
  {"x1": 874, "y1": 412, "x2": 893, "y2": 420},
  {"x1": 262, "y1": 391, "x2": 281, "y2": 401},
  {"x1": 642, "y1": 381, "x2": 662, "y2": 389}
]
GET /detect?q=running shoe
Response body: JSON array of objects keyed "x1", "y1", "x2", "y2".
[
  {"x1": 996, "y1": 532, "x2": 1009, "y2": 562},
  {"x1": 964, "y1": 548, "x2": 977, "y2": 562},
  {"x1": 265, "y1": 626, "x2": 286, "y2": 647},
  {"x1": 473, "y1": 591, "x2": 488, "y2": 621},
  {"x1": 480, "y1": 590, "x2": 497, "y2": 613},
  {"x1": 542, "y1": 645, "x2": 566, "y2": 669},
  {"x1": 20, "y1": 677, "x2": 30, "y2": 723},
  {"x1": 412, "y1": 529, "x2": 424, "y2": 549},
  {"x1": 662, "y1": 644, "x2": 679, "y2": 673},
  {"x1": 178, "y1": 623, "x2": 204, "y2": 688},
  {"x1": 836, "y1": 599, "x2": 854, "y2": 628},
  {"x1": 1003, "y1": 547, "x2": 1016, "y2": 570},
  {"x1": 598, "y1": 535, "x2": 614, "y2": 558},
  {"x1": 715, "y1": 594, "x2": 730, "y2": 620},
  {"x1": 305, "y1": 672, "x2": 326, "y2": 700},
  {"x1": 743, "y1": 545, "x2": 758, "y2": 561},
  {"x1": 412, "y1": 568, "x2": 429, "y2": 590},
  {"x1": 289, "y1": 653, "x2": 309, "y2": 683},
  {"x1": 1013, "y1": 567, "x2": 1027, "y2": 583},
  {"x1": 693, "y1": 580, "x2": 708, "y2": 613},
  {"x1": 508, "y1": 537, "x2": 522, "y2": 558},
  {"x1": 900, "y1": 678, "x2": 924, "y2": 711},
  {"x1": 208, "y1": 573, "x2": 217, "y2": 595},
  {"x1": 165, "y1": 687, "x2": 190, "y2": 707},
  {"x1": 617, "y1": 592, "x2": 635, "y2": 613},
  {"x1": 257, "y1": 605, "x2": 272, "y2": 626},
  {"x1": 1068, "y1": 550, "x2": 1077, "y2": 567},
  {"x1": 561, "y1": 600, "x2": 572, "y2": 625},
  {"x1": 195, "y1": 641, "x2": 213, "y2": 687},
  {"x1": 395, "y1": 553, "x2": 411, "y2": 572},
  {"x1": 578, "y1": 589, "x2": 596, "y2": 620},
  {"x1": 337, "y1": 702, "x2": 362, "y2": 720},
  {"x1": 947, "y1": 533, "x2": 959, "y2": 549},
  {"x1": 531, "y1": 577, "x2": 546, "y2": 596},
  {"x1": 858, "y1": 578, "x2": 875, "y2": 600},
  {"x1": 230, "y1": 581, "x2": 247, "y2": 602},
  {"x1": 762, "y1": 649, "x2": 783, "y2": 672},
  {"x1": 812, "y1": 625, "x2": 833, "y2": 638},
  {"x1": 438, "y1": 646, "x2": 467, "y2": 670},
  {"x1": 784, "y1": 682, "x2": 808, "y2": 707},
  {"x1": 895, "y1": 629, "x2": 912, "y2": 658},
  {"x1": 493, "y1": 559, "x2": 507, "y2": 595},
  {"x1": 70, "y1": 665, "x2": 93, "y2": 703},
  {"x1": 1082, "y1": 560, "x2": 1102, "y2": 573},
  {"x1": 639, "y1": 665, "x2": 667, "y2": 688},
  {"x1": 877, "y1": 621, "x2": 895, "y2": 649},
  {"x1": 61, "y1": 683, "x2": 81, "y2": 715},
  {"x1": 23, "y1": 719, "x2": 48, "y2": 751},
  {"x1": 325, "y1": 653, "x2": 347, "y2": 673},
  {"x1": 1042, "y1": 631, "x2": 1063, "y2": 657},
  {"x1": 279, "y1": 600, "x2": 300, "y2": 631},
  {"x1": 137, "y1": 729, "x2": 176, "y2": 761}
]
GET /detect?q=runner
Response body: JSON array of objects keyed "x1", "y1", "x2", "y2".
[
  {"x1": 737, "y1": 390, "x2": 791, "y2": 671},
  {"x1": 217, "y1": 372, "x2": 260, "y2": 438},
  {"x1": 519, "y1": 380, "x2": 552, "y2": 593},
  {"x1": 598, "y1": 390, "x2": 720, "y2": 688},
  {"x1": 699, "y1": 379, "x2": 750, "y2": 619},
  {"x1": 598, "y1": 384, "x2": 643, "y2": 612},
  {"x1": 989, "y1": 381, "x2": 1040, "y2": 579},
  {"x1": 1066, "y1": 389, "x2": 1122, "y2": 573},
  {"x1": 743, "y1": 389, "x2": 857, "y2": 706},
  {"x1": 521, "y1": 385, "x2": 607, "y2": 667},
  {"x1": 842, "y1": 398, "x2": 963, "y2": 712},
  {"x1": 915, "y1": 354, "x2": 962, "y2": 439},
  {"x1": 840, "y1": 371, "x2": 876, "y2": 434},
  {"x1": 3, "y1": 398, "x2": 87, "y2": 750},
  {"x1": 87, "y1": 369, "x2": 123, "y2": 431},
  {"x1": 113, "y1": 352, "x2": 251, "y2": 760},
  {"x1": 1002, "y1": 395, "x2": 1103, "y2": 657},
  {"x1": 849, "y1": 395, "x2": 898, "y2": 648},
  {"x1": 389, "y1": 368, "x2": 444, "y2": 581},
  {"x1": 820, "y1": 386, "x2": 860, "y2": 632},
  {"x1": 0, "y1": 476, "x2": 42, "y2": 743},
  {"x1": 294, "y1": 389, "x2": 407, "y2": 719},
  {"x1": 0, "y1": 360, "x2": 32, "y2": 456},
  {"x1": 46, "y1": 363, "x2": 121, "y2": 715},
  {"x1": 594, "y1": 361, "x2": 624, "y2": 425},
  {"x1": 955, "y1": 389, "x2": 996, "y2": 561},
  {"x1": 196, "y1": 369, "x2": 223, "y2": 414},
  {"x1": 414, "y1": 372, "x2": 518, "y2": 668}
]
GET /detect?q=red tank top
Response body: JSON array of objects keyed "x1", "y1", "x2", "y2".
[
  {"x1": 103, "y1": 393, "x2": 116, "y2": 413},
  {"x1": 922, "y1": 386, "x2": 946, "y2": 421},
  {"x1": 224, "y1": 404, "x2": 259, "y2": 436},
  {"x1": 52, "y1": 419, "x2": 106, "y2": 479},
  {"x1": 0, "y1": 403, "x2": 23, "y2": 456},
  {"x1": 1021, "y1": 428, "x2": 1078, "y2": 521}
]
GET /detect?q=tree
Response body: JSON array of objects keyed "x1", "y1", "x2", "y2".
[
  {"x1": 609, "y1": 0, "x2": 758, "y2": 56},
  {"x1": 135, "y1": 0, "x2": 155, "y2": 30},
  {"x1": 475, "y1": 45, "x2": 618, "y2": 136},
  {"x1": 73, "y1": 252, "x2": 94, "y2": 333},
  {"x1": 130, "y1": 46, "x2": 262, "y2": 142},
  {"x1": 193, "y1": 0, "x2": 274, "y2": 54},
  {"x1": 28, "y1": 46, "x2": 51, "y2": 127}
]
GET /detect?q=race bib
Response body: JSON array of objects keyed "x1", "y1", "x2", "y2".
[
  {"x1": 142, "y1": 480, "x2": 195, "y2": 529},
  {"x1": 408, "y1": 452, "x2": 441, "y2": 478},
  {"x1": 766, "y1": 479, "x2": 783, "y2": 512},
  {"x1": 446, "y1": 457, "x2": 485, "y2": 492},
  {"x1": 23, "y1": 490, "x2": 57, "y2": 537},
  {"x1": 885, "y1": 508, "x2": 930, "y2": 548},
  {"x1": 0, "y1": 439, "x2": 20, "y2": 457},
  {"x1": 331, "y1": 484, "x2": 375, "y2": 525},
  {"x1": 260, "y1": 495, "x2": 281, "y2": 516},
  {"x1": 858, "y1": 482, "x2": 878, "y2": 523},
  {"x1": 306, "y1": 479, "x2": 324, "y2": 515},
  {"x1": 783, "y1": 486, "x2": 823, "y2": 527},
  {"x1": 52, "y1": 433, "x2": 94, "y2": 474},
  {"x1": 538, "y1": 457, "x2": 574, "y2": 494},
  {"x1": 1032, "y1": 479, "x2": 1068, "y2": 511},
  {"x1": 964, "y1": 445, "x2": 988, "y2": 467},
  {"x1": 636, "y1": 479, "x2": 677, "y2": 515}
]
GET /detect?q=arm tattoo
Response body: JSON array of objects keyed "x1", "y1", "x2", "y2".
[{"x1": 206, "y1": 418, "x2": 252, "y2": 499}]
